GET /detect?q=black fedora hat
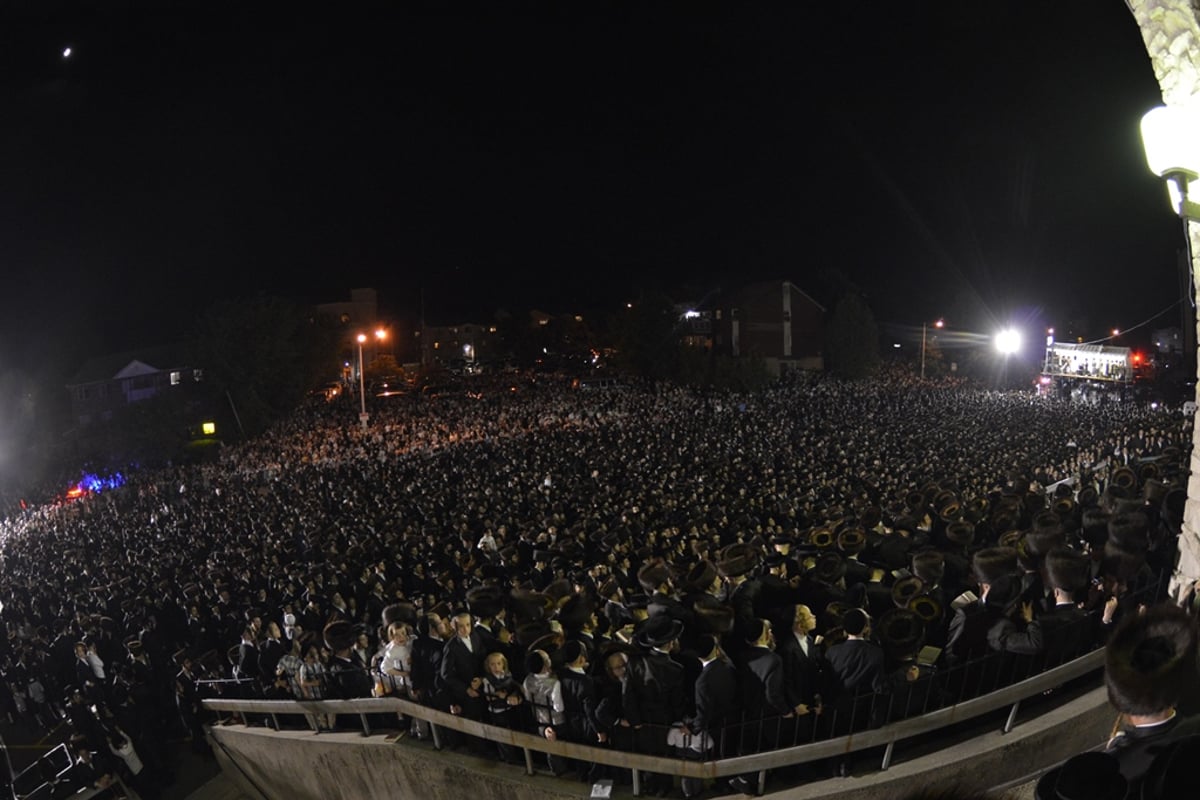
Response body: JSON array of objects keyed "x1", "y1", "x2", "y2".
[{"x1": 633, "y1": 615, "x2": 685, "y2": 649}]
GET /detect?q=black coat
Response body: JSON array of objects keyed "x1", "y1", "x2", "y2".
[
  {"x1": 739, "y1": 646, "x2": 791, "y2": 719},
  {"x1": 776, "y1": 631, "x2": 828, "y2": 707},
  {"x1": 410, "y1": 635, "x2": 445, "y2": 702},
  {"x1": 624, "y1": 650, "x2": 686, "y2": 726},
  {"x1": 825, "y1": 638, "x2": 887, "y2": 695},
  {"x1": 688, "y1": 656, "x2": 738, "y2": 736},
  {"x1": 559, "y1": 667, "x2": 600, "y2": 743},
  {"x1": 439, "y1": 633, "x2": 486, "y2": 708},
  {"x1": 1035, "y1": 602, "x2": 1097, "y2": 666}
]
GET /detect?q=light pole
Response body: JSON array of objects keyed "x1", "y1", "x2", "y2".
[
  {"x1": 356, "y1": 328, "x2": 387, "y2": 429},
  {"x1": 920, "y1": 319, "x2": 943, "y2": 380},
  {"x1": 1141, "y1": 102, "x2": 1200, "y2": 601}
]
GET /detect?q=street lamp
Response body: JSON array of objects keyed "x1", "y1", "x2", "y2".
[
  {"x1": 1141, "y1": 103, "x2": 1200, "y2": 601},
  {"x1": 1141, "y1": 104, "x2": 1200, "y2": 218},
  {"x1": 920, "y1": 319, "x2": 943, "y2": 380},
  {"x1": 356, "y1": 328, "x2": 387, "y2": 429}
]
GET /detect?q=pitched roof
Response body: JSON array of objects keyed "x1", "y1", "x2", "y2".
[{"x1": 67, "y1": 344, "x2": 189, "y2": 386}]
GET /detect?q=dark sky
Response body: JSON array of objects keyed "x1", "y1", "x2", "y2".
[{"x1": 0, "y1": 1, "x2": 1183, "y2": 375}]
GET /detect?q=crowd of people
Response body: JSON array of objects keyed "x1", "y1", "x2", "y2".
[{"x1": 0, "y1": 367, "x2": 1191, "y2": 798}]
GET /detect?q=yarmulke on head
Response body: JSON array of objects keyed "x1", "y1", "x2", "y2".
[{"x1": 842, "y1": 608, "x2": 869, "y2": 637}]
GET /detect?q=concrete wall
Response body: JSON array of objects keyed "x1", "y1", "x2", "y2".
[
  {"x1": 208, "y1": 727, "x2": 615, "y2": 800},
  {"x1": 208, "y1": 687, "x2": 1114, "y2": 800}
]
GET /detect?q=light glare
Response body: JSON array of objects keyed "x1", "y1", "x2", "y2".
[{"x1": 995, "y1": 329, "x2": 1021, "y2": 354}]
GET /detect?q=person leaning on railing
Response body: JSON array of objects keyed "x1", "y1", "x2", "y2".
[
  {"x1": 623, "y1": 616, "x2": 687, "y2": 797},
  {"x1": 523, "y1": 649, "x2": 569, "y2": 777},
  {"x1": 481, "y1": 651, "x2": 525, "y2": 764},
  {"x1": 557, "y1": 639, "x2": 603, "y2": 781},
  {"x1": 677, "y1": 634, "x2": 737, "y2": 800}
]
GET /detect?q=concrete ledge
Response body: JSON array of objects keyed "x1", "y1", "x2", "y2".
[
  {"x1": 761, "y1": 688, "x2": 1114, "y2": 799},
  {"x1": 207, "y1": 687, "x2": 1114, "y2": 800}
]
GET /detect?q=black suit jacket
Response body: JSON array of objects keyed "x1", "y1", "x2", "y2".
[
  {"x1": 439, "y1": 633, "x2": 486, "y2": 707},
  {"x1": 236, "y1": 641, "x2": 260, "y2": 680},
  {"x1": 825, "y1": 638, "x2": 887, "y2": 695},
  {"x1": 625, "y1": 650, "x2": 686, "y2": 726},
  {"x1": 1036, "y1": 603, "x2": 1096, "y2": 665},
  {"x1": 559, "y1": 667, "x2": 600, "y2": 743},
  {"x1": 739, "y1": 646, "x2": 791, "y2": 719},
  {"x1": 776, "y1": 631, "x2": 827, "y2": 707},
  {"x1": 689, "y1": 656, "x2": 738, "y2": 756},
  {"x1": 1106, "y1": 713, "x2": 1200, "y2": 784}
]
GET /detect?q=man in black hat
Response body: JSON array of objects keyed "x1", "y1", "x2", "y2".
[
  {"x1": 720, "y1": 544, "x2": 764, "y2": 659},
  {"x1": 440, "y1": 611, "x2": 487, "y2": 721},
  {"x1": 323, "y1": 620, "x2": 373, "y2": 729},
  {"x1": 679, "y1": 634, "x2": 737, "y2": 799},
  {"x1": 640, "y1": 560, "x2": 694, "y2": 630},
  {"x1": 625, "y1": 615, "x2": 687, "y2": 796},
  {"x1": 1103, "y1": 604, "x2": 1200, "y2": 783},
  {"x1": 739, "y1": 618, "x2": 805, "y2": 752},
  {"x1": 945, "y1": 547, "x2": 1020, "y2": 666},
  {"x1": 826, "y1": 608, "x2": 912, "y2": 696},
  {"x1": 1034, "y1": 547, "x2": 1114, "y2": 668},
  {"x1": 558, "y1": 640, "x2": 601, "y2": 780}
]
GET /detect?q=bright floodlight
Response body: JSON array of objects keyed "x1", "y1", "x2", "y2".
[
  {"x1": 995, "y1": 329, "x2": 1021, "y2": 354},
  {"x1": 62, "y1": 47, "x2": 72, "y2": 58}
]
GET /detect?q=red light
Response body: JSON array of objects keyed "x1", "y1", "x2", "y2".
[
  {"x1": 1133, "y1": 353, "x2": 1142, "y2": 364},
  {"x1": 66, "y1": 487, "x2": 84, "y2": 499}
]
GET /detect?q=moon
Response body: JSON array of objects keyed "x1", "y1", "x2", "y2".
[{"x1": 62, "y1": 47, "x2": 72, "y2": 59}]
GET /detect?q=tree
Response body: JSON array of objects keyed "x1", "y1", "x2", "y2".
[
  {"x1": 188, "y1": 295, "x2": 342, "y2": 437},
  {"x1": 613, "y1": 292, "x2": 681, "y2": 380},
  {"x1": 824, "y1": 293, "x2": 880, "y2": 380},
  {"x1": 364, "y1": 354, "x2": 405, "y2": 384}
]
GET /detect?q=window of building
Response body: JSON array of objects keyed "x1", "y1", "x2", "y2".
[
  {"x1": 170, "y1": 371, "x2": 181, "y2": 386},
  {"x1": 193, "y1": 369, "x2": 204, "y2": 382}
]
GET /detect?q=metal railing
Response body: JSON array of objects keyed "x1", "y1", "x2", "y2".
[
  {"x1": 203, "y1": 646, "x2": 1107, "y2": 796},
  {"x1": 6, "y1": 741, "x2": 134, "y2": 800}
]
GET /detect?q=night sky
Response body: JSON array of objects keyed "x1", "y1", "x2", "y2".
[{"x1": 0, "y1": 1, "x2": 1184, "y2": 376}]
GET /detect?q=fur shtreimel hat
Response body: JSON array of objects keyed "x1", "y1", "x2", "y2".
[
  {"x1": 637, "y1": 561, "x2": 672, "y2": 593},
  {"x1": 972, "y1": 546, "x2": 1019, "y2": 585},
  {"x1": 1044, "y1": 547, "x2": 1089, "y2": 593},
  {"x1": 692, "y1": 595, "x2": 735, "y2": 634},
  {"x1": 717, "y1": 543, "x2": 760, "y2": 578},
  {"x1": 878, "y1": 608, "x2": 924, "y2": 659},
  {"x1": 1105, "y1": 604, "x2": 1198, "y2": 716},
  {"x1": 682, "y1": 560, "x2": 718, "y2": 594},
  {"x1": 466, "y1": 586, "x2": 505, "y2": 619}
]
